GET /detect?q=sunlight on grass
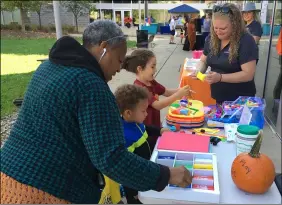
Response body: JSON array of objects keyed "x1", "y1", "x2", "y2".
[
  {"x1": 1, "y1": 54, "x2": 47, "y2": 75},
  {"x1": 1, "y1": 72, "x2": 34, "y2": 117},
  {"x1": 1, "y1": 36, "x2": 136, "y2": 118}
]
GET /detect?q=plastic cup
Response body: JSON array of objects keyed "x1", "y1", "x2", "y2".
[{"x1": 193, "y1": 51, "x2": 198, "y2": 59}]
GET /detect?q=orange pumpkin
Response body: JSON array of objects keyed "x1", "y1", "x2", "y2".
[{"x1": 231, "y1": 131, "x2": 275, "y2": 194}]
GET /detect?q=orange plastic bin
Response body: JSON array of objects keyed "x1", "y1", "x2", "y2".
[{"x1": 179, "y1": 59, "x2": 216, "y2": 106}]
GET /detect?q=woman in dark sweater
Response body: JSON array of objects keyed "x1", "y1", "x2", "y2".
[{"x1": 1, "y1": 20, "x2": 192, "y2": 204}]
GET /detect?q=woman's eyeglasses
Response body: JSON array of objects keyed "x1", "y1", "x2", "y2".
[{"x1": 213, "y1": 5, "x2": 233, "y2": 15}]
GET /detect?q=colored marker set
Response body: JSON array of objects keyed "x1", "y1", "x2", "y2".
[
  {"x1": 155, "y1": 151, "x2": 218, "y2": 194},
  {"x1": 192, "y1": 158, "x2": 214, "y2": 191},
  {"x1": 141, "y1": 150, "x2": 220, "y2": 204}
]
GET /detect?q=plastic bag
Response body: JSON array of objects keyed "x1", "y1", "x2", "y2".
[{"x1": 99, "y1": 176, "x2": 121, "y2": 204}]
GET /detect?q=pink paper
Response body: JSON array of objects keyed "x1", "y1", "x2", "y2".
[{"x1": 158, "y1": 132, "x2": 210, "y2": 153}]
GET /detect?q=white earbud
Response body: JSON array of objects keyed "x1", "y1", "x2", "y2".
[{"x1": 99, "y1": 48, "x2": 107, "y2": 62}]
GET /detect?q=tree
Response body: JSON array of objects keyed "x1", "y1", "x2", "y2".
[
  {"x1": 1, "y1": 1, "x2": 34, "y2": 31},
  {"x1": 29, "y1": 1, "x2": 49, "y2": 29},
  {"x1": 1, "y1": 1, "x2": 6, "y2": 25},
  {"x1": 89, "y1": 3, "x2": 97, "y2": 15},
  {"x1": 60, "y1": 1, "x2": 93, "y2": 33}
]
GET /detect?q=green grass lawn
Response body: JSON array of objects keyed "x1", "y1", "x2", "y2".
[{"x1": 1, "y1": 36, "x2": 136, "y2": 118}]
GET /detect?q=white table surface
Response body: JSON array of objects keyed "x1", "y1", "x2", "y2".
[{"x1": 139, "y1": 122, "x2": 282, "y2": 204}]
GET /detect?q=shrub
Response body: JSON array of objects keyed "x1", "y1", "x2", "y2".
[
  {"x1": 48, "y1": 24, "x2": 56, "y2": 32},
  {"x1": 1, "y1": 24, "x2": 9, "y2": 30},
  {"x1": 62, "y1": 25, "x2": 76, "y2": 34},
  {"x1": 25, "y1": 24, "x2": 32, "y2": 31},
  {"x1": 30, "y1": 24, "x2": 40, "y2": 32},
  {"x1": 7, "y1": 22, "x2": 22, "y2": 31},
  {"x1": 41, "y1": 25, "x2": 50, "y2": 33}
]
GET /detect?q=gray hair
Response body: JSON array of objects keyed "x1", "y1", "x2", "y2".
[{"x1": 83, "y1": 20, "x2": 126, "y2": 49}]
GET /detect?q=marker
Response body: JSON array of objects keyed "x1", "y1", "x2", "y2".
[
  {"x1": 184, "y1": 164, "x2": 193, "y2": 169},
  {"x1": 193, "y1": 175, "x2": 214, "y2": 180},
  {"x1": 194, "y1": 158, "x2": 213, "y2": 164},
  {"x1": 193, "y1": 164, "x2": 213, "y2": 170},
  {"x1": 192, "y1": 184, "x2": 214, "y2": 190},
  {"x1": 189, "y1": 107, "x2": 199, "y2": 112},
  {"x1": 187, "y1": 131, "x2": 227, "y2": 140},
  {"x1": 169, "y1": 184, "x2": 192, "y2": 188},
  {"x1": 158, "y1": 156, "x2": 175, "y2": 160}
]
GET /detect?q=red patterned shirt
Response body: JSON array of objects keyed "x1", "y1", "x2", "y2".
[{"x1": 134, "y1": 79, "x2": 166, "y2": 128}]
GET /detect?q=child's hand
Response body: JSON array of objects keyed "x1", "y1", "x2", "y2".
[
  {"x1": 176, "y1": 85, "x2": 191, "y2": 99},
  {"x1": 160, "y1": 128, "x2": 170, "y2": 135}
]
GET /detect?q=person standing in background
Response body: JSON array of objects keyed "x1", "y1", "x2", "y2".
[
  {"x1": 183, "y1": 17, "x2": 190, "y2": 51},
  {"x1": 145, "y1": 16, "x2": 151, "y2": 26},
  {"x1": 203, "y1": 13, "x2": 212, "y2": 41},
  {"x1": 272, "y1": 27, "x2": 282, "y2": 120},
  {"x1": 169, "y1": 16, "x2": 176, "y2": 44},
  {"x1": 188, "y1": 18, "x2": 196, "y2": 50},
  {"x1": 180, "y1": 27, "x2": 184, "y2": 44},
  {"x1": 273, "y1": 28, "x2": 282, "y2": 101},
  {"x1": 242, "y1": 2, "x2": 263, "y2": 45}
]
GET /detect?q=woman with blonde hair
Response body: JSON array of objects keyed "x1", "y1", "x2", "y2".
[
  {"x1": 192, "y1": 3, "x2": 258, "y2": 104},
  {"x1": 242, "y1": 2, "x2": 263, "y2": 44}
]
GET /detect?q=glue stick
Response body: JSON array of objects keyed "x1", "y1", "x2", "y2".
[{"x1": 196, "y1": 72, "x2": 206, "y2": 82}]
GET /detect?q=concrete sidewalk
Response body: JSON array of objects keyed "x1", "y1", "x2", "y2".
[{"x1": 108, "y1": 35, "x2": 281, "y2": 173}]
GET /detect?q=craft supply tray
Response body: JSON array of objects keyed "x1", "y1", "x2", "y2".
[{"x1": 139, "y1": 150, "x2": 220, "y2": 204}]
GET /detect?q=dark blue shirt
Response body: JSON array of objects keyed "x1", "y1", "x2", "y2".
[
  {"x1": 246, "y1": 20, "x2": 263, "y2": 38},
  {"x1": 203, "y1": 32, "x2": 258, "y2": 102},
  {"x1": 122, "y1": 119, "x2": 146, "y2": 148}
]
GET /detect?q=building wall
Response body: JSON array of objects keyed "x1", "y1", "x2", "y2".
[
  {"x1": 1, "y1": 3, "x2": 89, "y2": 32},
  {"x1": 29, "y1": 4, "x2": 89, "y2": 31},
  {"x1": 1, "y1": 10, "x2": 21, "y2": 25},
  {"x1": 96, "y1": 3, "x2": 210, "y2": 10}
]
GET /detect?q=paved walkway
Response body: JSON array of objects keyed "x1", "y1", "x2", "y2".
[{"x1": 108, "y1": 35, "x2": 281, "y2": 173}]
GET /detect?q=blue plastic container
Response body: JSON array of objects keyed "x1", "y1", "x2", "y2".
[
  {"x1": 249, "y1": 109, "x2": 265, "y2": 129},
  {"x1": 141, "y1": 25, "x2": 158, "y2": 34},
  {"x1": 273, "y1": 25, "x2": 281, "y2": 36},
  {"x1": 262, "y1": 23, "x2": 270, "y2": 36}
]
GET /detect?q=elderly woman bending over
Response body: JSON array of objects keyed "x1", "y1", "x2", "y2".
[{"x1": 1, "y1": 20, "x2": 191, "y2": 204}]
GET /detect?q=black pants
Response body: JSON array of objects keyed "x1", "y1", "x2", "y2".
[
  {"x1": 183, "y1": 36, "x2": 190, "y2": 51},
  {"x1": 202, "y1": 32, "x2": 210, "y2": 42},
  {"x1": 123, "y1": 187, "x2": 142, "y2": 204}
]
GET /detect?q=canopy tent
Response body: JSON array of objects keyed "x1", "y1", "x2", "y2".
[{"x1": 168, "y1": 4, "x2": 199, "y2": 13}]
